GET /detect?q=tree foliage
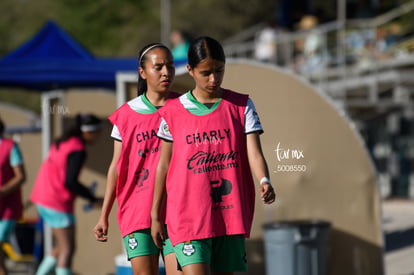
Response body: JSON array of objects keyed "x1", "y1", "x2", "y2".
[{"x1": 0, "y1": 0, "x2": 276, "y2": 57}]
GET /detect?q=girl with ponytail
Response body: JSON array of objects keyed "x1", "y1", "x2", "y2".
[{"x1": 93, "y1": 43, "x2": 181, "y2": 275}]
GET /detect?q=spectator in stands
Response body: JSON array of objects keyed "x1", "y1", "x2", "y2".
[
  {"x1": 375, "y1": 26, "x2": 389, "y2": 53},
  {"x1": 292, "y1": 14, "x2": 327, "y2": 74},
  {"x1": 381, "y1": 22, "x2": 405, "y2": 57},
  {"x1": 356, "y1": 38, "x2": 375, "y2": 70},
  {"x1": 385, "y1": 23, "x2": 402, "y2": 48},
  {"x1": 356, "y1": 25, "x2": 399, "y2": 70},
  {"x1": 254, "y1": 21, "x2": 278, "y2": 63},
  {"x1": 345, "y1": 29, "x2": 369, "y2": 65}
]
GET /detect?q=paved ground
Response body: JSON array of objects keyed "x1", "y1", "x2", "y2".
[{"x1": 383, "y1": 199, "x2": 414, "y2": 275}]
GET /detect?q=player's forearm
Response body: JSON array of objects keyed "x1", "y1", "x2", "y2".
[
  {"x1": 151, "y1": 169, "x2": 167, "y2": 220},
  {"x1": 99, "y1": 163, "x2": 118, "y2": 220},
  {"x1": 247, "y1": 133, "x2": 271, "y2": 183},
  {"x1": 151, "y1": 140, "x2": 172, "y2": 220},
  {"x1": 0, "y1": 165, "x2": 25, "y2": 198}
]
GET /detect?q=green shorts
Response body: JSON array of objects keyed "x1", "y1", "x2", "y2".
[
  {"x1": 162, "y1": 230, "x2": 175, "y2": 257},
  {"x1": 123, "y1": 229, "x2": 159, "y2": 260},
  {"x1": 173, "y1": 235, "x2": 247, "y2": 272},
  {"x1": 0, "y1": 220, "x2": 16, "y2": 242}
]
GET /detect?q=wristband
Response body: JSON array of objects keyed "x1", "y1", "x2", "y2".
[{"x1": 260, "y1": 177, "x2": 271, "y2": 185}]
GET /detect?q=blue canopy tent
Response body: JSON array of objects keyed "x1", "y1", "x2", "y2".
[
  {"x1": 0, "y1": 19, "x2": 188, "y2": 151},
  {"x1": 0, "y1": 20, "x2": 143, "y2": 159},
  {"x1": 0, "y1": 20, "x2": 138, "y2": 90}
]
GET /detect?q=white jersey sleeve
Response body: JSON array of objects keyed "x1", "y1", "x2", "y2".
[
  {"x1": 110, "y1": 125, "x2": 122, "y2": 141},
  {"x1": 110, "y1": 96, "x2": 149, "y2": 142},
  {"x1": 245, "y1": 98, "x2": 264, "y2": 134},
  {"x1": 157, "y1": 117, "x2": 173, "y2": 141}
]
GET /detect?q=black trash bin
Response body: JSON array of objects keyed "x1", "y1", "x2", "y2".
[{"x1": 263, "y1": 220, "x2": 331, "y2": 275}]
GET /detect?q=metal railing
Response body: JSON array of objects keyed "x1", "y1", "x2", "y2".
[
  {"x1": 223, "y1": 2, "x2": 414, "y2": 116},
  {"x1": 223, "y1": 0, "x2": 414, "y2": 92}
]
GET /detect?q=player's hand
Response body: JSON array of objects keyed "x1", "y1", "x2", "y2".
[
  {"x1": 93, "y1": 220, "x2": 109, "y2": 242},
  {"x1": 259, "y1": 182, "x2": 276, "y2": 204},
  {"x1": 151, "y1": 218, "x2": 165, "y2": 249}
]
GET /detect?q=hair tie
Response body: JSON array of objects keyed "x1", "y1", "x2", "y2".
[
  {"x1": 79, "y1": 113, "x2": 102, "y2": 132},
  {"x1": 139, "y1": 44, "x2": 163, "y2": 67},
  {"x1": 80, "y1": 124, "x2": 102, "y2": 132}
]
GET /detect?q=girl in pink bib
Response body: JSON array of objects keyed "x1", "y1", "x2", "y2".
[
  {"x1": 0, "y1": 118, "x2": 26, "y2": 275},
  {"x1": 93, "y1": 43, "x2": 181, "y2": 275},
  {"x1": 31, "y1": 113, "x2": 102, "y2": 275},
  {"x1": 151, "y1": 36, "x2": 276, "y2": 275}
]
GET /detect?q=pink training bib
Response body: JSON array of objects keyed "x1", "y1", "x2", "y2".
[
  {"x1": 30, "y1": 137, "x2": 85, "y2": 213},
  {"x1": 109, "y1": 92, "x2": 180, "y2": 237},
  {"x1": 0, "y1": 138, "x2": 23, "y2": 220},
  {"x1": 158, "y1": 89, "x2": 256, "y2": 246}
]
